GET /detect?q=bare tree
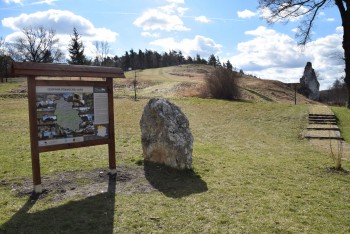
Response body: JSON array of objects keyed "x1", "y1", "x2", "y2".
[
  {"x1": 259, "y1": 0, "x2": 350, "y2": 108},
  {"x1": 0, "y1": 37, "x2": 6, "y2": 56},
  {"x1": 93, "y1": 41, "x2": 110, "y2": 66},
  {"x1": 0, "y1": 37, "x2": 12, "y2": 82},
  {"x1": 10, "y1": 26, "x2": 63, "y2": 63}
]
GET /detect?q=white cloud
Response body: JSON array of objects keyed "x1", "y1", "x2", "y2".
[
  {"x1": 176, "y1": 7, "x2": 188, "y2": 16},
  {"x1": 32, "y1": 0, "x2": 58, "y2": 5},
  {"x1": 259, "y1": 5, "x2": 309, "y2": 23},
  {"x1": 150, "y1": 35, "x2": 222, "y2": 58},
  {"x1": 2, "y1": 9, "x2": 119, "y2": 59},
  {"x1": 134, "y1": 8, "x2": 189, "y2": 32},
  {"x1": 292, "y1": 28, "x2": 299, "y2": 33},
  {"x1": 134, "y1": 2, "x2": 189, "y2": 32},
  {"x1": 326, "y1": 18, "x2": 335, "y2": 22},
  {"x1": 167, "y1": 0, "x2": 184, "y2": 3},
  {"x1": 159, "y1": 3, "x2": 187, "y2": 16},
  {"x1": 4, "y1": 0, "x2": 57, "y2": 5},
  {"x1": 2, "y1": 9, "x2": 118, "y2": 41},
  {"x1": 306, "y1": 34, "x2": 343, "y2": 69},
  {"x1": 141, "y1": 31, "x2": 160, "y2": 38},
  {"x1": 232, "y1": 26, "x2": 305, "y2": 70},
  {"x1": 336, "y1": 26, "x2": 343, "y2": 33},
  {"x1": 230, "y1": 26, "x2": 344, "y2": 90},
  {"x1": 4, "y1": 0, "x2": 23, "y2": 4},
  {"x1": 237, "y1": 9, "x2": 257, "y2": 19},
  {"x1": 195, "y1": 16, "x2": 210, "y2": 23}
]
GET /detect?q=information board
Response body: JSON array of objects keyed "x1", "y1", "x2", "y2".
[
  {"x1": 8, "y1": 62, "x2": 125, "y2": 193},
  {"x1": 36, "y1": 85, "x2": 109, "y2": 147}
]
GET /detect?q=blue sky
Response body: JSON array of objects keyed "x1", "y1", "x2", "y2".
[{"x1": 0, "y1": 0, "x2": 345, "y2": 89}]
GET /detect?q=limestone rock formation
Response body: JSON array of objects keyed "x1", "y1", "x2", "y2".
[
  {"x1": 299, "y1": 62, "x2": 320, "y2": 100},
  {"x1": 140, "y1": 98, "x2": 193, "y2": 170}
]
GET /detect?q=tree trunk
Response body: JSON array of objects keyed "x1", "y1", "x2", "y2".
[
  {"x1": 342, "y1": 6, "x2": 350, "y2": 108},
  {"x1": 345, "y1": 44, "x2": 350, "y2": 108}
]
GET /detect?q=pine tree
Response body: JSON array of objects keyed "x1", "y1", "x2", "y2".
[
  {"x1": 208, "y1": 54, "x2": 217, "y2": 67},
  {"x1": 67, "y1": 27, "x2": 90, "y2": 65},
  {"x1": 225, "y1": 60, "x2": 233, "y2": 71}
]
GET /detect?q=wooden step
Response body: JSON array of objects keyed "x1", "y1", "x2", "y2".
[
  {"x1": 305, "y1": 136, "x2": 343, "y2": 140},
  {"x1": 309, "y1": 118, "x2": 336, "y2": 122},
  {"x1": 305, "y1": 130, "x2": 343, "y2": 140},
  {"x1": 306, "y1": 105, "x2": 343, "y2": 141},
  {"x1": 309, "y1": 121, "x2": 337, "y2": 125},
  {"x1": 309, "y1": 114, "x2": 335, "y2": 117},
  {"x1": 309, "y1": 115, "x2": 336, "y2": 118},
  {"x1": 307, "y1": 126, "x2": 340, "y2": 131},
  {"x1": 309, "y1": 116, "x2": 336, "y2": 119}
]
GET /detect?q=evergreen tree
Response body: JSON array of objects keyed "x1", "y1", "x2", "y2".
[
  {"x1": 178, "y1": 51, "x2": 184, "y2": 65},
  {"x1": 216, "y1": 56, "x2": 222, "y2": 67},
  {"x1": 186, "y1": 56, "x2": 193, "y2": 64},
  {"x1": 129, "y1": 49, "x2": 135, "y2": 69},
  {"x1": 67, "y1": 27, "x2": 90, "y2": 65},
  {"x1": 225, "y1": 60, "x2": 233, "y2": 71},
  {"x1": 208, "y1": 54, "x2": 217, "y2": 67},
  {"x1": 122, "y1": 51, "x2": 131, "y2": 70},
  {"x1": 138, "y1": 49, "x2": 145, "y2": 69},
  {"x1": 195, "y1": 54, "x2": 202, "y2": 64},
  {"x1": 113, "y1": 55, "x2": 121, "y2": 67}
]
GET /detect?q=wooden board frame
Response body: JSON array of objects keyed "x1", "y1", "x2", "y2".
[{"x1": 9, "y1": 62, "x2": 125, "y2": 193}]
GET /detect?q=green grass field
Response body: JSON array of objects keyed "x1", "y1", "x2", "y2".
[
  {"x1": 0, "y1": 77, "x2": 350, "y2": 233},
  {"x1": 333, "y1": 106, "x2": 350, "y2": 142}
]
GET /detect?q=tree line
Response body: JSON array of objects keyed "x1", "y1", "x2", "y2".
[
  {"x1": 320, "y1": 77, "x2": 348, "y2": 106},
  {"x1": 0, "y1": 26, "x2": 237, "y2": 73},
  {"x1": 69, "y1": 27, "x2": 237, "y2": 72}
]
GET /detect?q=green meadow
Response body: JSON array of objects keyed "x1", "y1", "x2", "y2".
[{"x1": 0, "y1": 69, "x2": 350, "y2": 233}]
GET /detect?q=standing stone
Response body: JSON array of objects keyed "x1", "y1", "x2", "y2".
[
  {"x1": 140, "y1": 98, "x2": 193, "y2": 170},
  {"x1": 299, "y1": 62, "x2": 320, "y2": 100}
]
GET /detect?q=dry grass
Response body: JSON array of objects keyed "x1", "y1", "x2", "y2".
[{"x1": 1, "y1": 67, "x2": 350, "y2": 233}]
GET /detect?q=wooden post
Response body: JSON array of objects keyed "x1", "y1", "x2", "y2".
[
  {"x1": 294, "y1": 84, "x2": 297, "y2": 105},
  {"x1": 134, "y1": 70, "x2": 137, "y2": 101},
  {"x1": 107, "y1": 78, "x2": 116, "y2": 174},
  {"x1": 27, "y1": 76, "x2": 42, "y2": 193}
]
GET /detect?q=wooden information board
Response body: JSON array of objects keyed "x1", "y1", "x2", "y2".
[{"x1": 10, "y1": 62, "x2": 125, "y2": 193}]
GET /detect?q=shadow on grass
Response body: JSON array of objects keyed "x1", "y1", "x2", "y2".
[
  {"x1": 1, "y1": 174, "x2": 116, "y2": 234},
  {"x1": 144, "y1": 161, "x2": 208, "y2": 198}
]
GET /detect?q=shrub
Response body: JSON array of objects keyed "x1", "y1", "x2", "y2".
[
  {"x1": 204, "y1": 67, "x2": 240, "y2": 100},
  {"x1": 329, "y1": 138, "x2": 344, "y2": 171}
]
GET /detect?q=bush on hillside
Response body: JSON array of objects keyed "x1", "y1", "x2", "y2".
[{"x1": 204, "y1": 67, "x2": 240, "y2": 100}]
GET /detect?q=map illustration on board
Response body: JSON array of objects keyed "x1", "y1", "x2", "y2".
[{"x1": 36, "y1": 86, "x2": 109, "y2": 147}]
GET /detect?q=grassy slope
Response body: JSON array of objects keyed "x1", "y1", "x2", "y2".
[
  {"x1": 0, "y1": 68, "x2": 350, "y2": 233},
  {"x1": 332, "y1": 107, "x2": 350, "y2": 142}
]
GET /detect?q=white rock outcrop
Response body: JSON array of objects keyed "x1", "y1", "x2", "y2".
[{"x1": 299, "y1": 62, "x2": 320, "y2": 100}]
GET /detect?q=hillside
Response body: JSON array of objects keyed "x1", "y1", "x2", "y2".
[
  {"x1": 3, "y1": 64, "x2": 315, "y2": 104},
  {"x1": 1, "y1": 64, "x2": 350, "y2": 233},
  {"x1": 115, "y1": 64, "x2": 315, "y2": 104}
]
